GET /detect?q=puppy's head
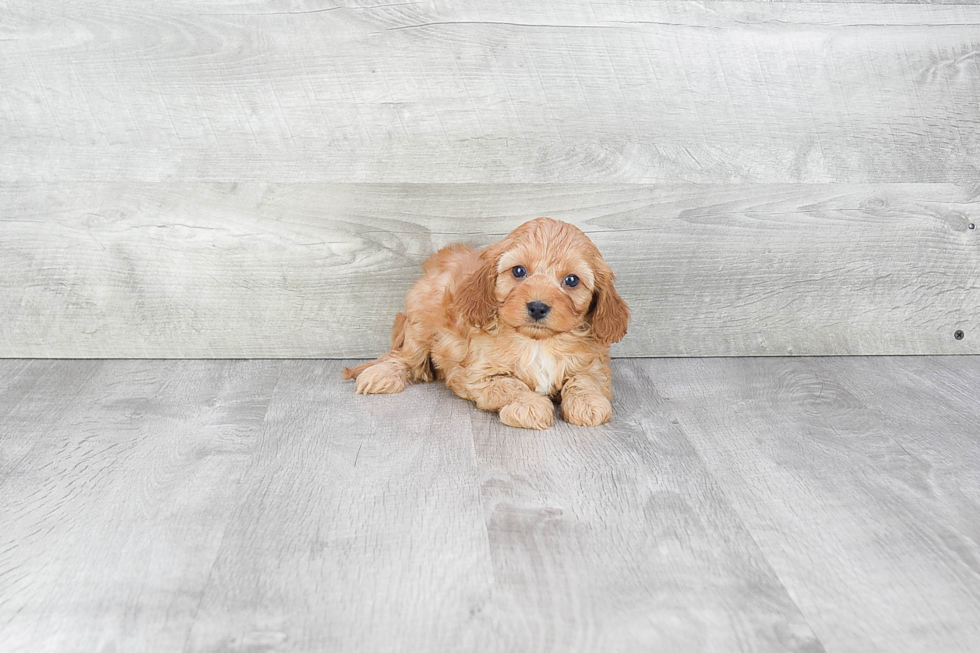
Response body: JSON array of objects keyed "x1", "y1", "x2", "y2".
[{"x1": 452, "y1": 218, "x2": 629, "y2": 345}]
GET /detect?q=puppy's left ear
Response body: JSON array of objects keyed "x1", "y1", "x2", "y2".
[{"x1": 590, "y1": 263, "x2": 630, "y2": 346}]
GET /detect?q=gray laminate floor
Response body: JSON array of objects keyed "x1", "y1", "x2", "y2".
[{"x1": 1, "y1": 358, "x2": 978, "y2": 653}]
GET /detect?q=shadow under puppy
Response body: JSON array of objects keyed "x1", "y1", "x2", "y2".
[{"x1": 343, "y1": 218, "x2": 630, "y2": 429}]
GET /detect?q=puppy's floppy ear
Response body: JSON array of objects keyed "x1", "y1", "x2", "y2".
[
  {"x1": 450, "y1": 245, "x2": 500, "y2": 328},
  {"x1": 590, "y1": 263, "x2": 630, "y2": 346}
]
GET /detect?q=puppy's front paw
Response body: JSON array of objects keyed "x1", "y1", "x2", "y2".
[
  {"x1": 561, "y1": 393, "x2": 612, "y2": 427},
  {"x1": 354, "y1": 362, "x2": 409, "y2": 394},
  {"x1": 499, "y1": 393, "x2": 554, "y2": 430}
]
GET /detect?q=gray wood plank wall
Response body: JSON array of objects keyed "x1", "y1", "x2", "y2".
[{"x1": 2, "y1": 1, "x2": 979, "y2": 357}]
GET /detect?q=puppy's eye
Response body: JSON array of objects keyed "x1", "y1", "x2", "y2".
[
  {"x1": 563, "y1": 274, "x2": 580, "y2": 288},
  {"x1": 512, "y1": 265, "x2": 527, "y2": 278}
]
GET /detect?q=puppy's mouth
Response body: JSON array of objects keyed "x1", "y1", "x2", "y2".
[{"x1": 517, "y1": 323, "x2": 556, "y2": 339}]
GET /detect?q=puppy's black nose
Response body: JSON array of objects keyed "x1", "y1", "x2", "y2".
[{"x1": 527, "y1": 301, "x2": 551, "y2": 321}]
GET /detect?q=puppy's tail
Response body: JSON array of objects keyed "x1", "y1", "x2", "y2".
[{"x1": 390, "y1": 312, "x2": 407, "y2": 350}]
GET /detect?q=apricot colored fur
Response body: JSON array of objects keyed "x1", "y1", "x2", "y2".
[{"x1": 343, "y1": 218, "x2": 629, "y2": 429}]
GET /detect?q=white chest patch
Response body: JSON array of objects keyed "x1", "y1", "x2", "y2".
[{"x1": 526, "y1": 342, "x2": 558, "y2": 395}]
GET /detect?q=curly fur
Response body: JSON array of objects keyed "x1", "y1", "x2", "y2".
[{"x1": 342, "y1": 218, "x2": 630, "y2": 429}]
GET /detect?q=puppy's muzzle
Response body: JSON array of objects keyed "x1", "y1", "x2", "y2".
[{"x1": 526, "y1": 301, "x2": 551, "y2": 321}]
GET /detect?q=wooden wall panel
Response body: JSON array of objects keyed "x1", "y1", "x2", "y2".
[
  {"x1": 1, "y1": 1, "x2": 979, "y2": 184},
  {"x1": 2, "y1": 183, "x2": 977, "y2": 357},
  {"x1": 2, "y1": 1, "x2": 978, "y2": 357}
]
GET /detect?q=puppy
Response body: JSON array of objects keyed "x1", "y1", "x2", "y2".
[{"x1": 342, "y1": 218, "x2": 629, "y2": 429}]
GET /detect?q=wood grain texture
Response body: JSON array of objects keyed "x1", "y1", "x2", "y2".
[
  {"x1": 2, "y1": 182, "x2": 978, "y2": 357},
  {"x1": 4, "y1": 358, "x2": 980, "y2": 652},
  {"x1": 471, "y1": 362, "x2": 824, "y2": 652},
  {"x1": 1, "y1": 1, "x2": 979, "y2": 183},
  {"x1": 184, "y1": 361, "x2": 495, "y2": 652},
  {"x1": 4, "y1": 0, "x2": 980, "y2": 358},
  {"x1": 0, "y1": 358, "x2": 829, "y2": 653},
  {"x1": 0, "y1": 360, "x2": 281, "y2": 653},
  {"x1": 646, "y1": 357, "x2": 980, "y2": 652},
  {"x1": 0, "y1": 360, "x2": 101, "y2": 481}
]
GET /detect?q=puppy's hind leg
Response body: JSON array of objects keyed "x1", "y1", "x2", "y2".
[
  {"x1": 342, "y1": 312, "x2": 418, "y2": 395},
  {"x1": 344, "y1": 354, "x2": 411, "y2": 394}
]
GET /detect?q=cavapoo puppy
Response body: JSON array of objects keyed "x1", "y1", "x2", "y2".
[{"x1": 343, "y1": 218, "x2": 629, "y2": 429}]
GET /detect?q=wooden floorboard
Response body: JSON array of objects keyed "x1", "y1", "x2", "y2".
[
  {"x1": 0, "y1": 360, "x2": 104, "y2": 483},
  {"x1": 0, "y1": 361, "x2": 282, "y2": 652},
  {"x1": 647, "y1": 357, "x2": 980, "y2": 653},
  {"x1": 2, "y1": 358, "x2": 979, "y2": 652},
  {"x1": 472, "y1": 361, "x2": 823, "y2": 652},
  {"x1": 184, "y1": 362, "x2": 495, "y2": 653}
]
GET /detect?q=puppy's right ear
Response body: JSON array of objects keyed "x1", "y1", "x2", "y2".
[{"x1": 450, "y1": 246, "x2": 499, "y2": 328}]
